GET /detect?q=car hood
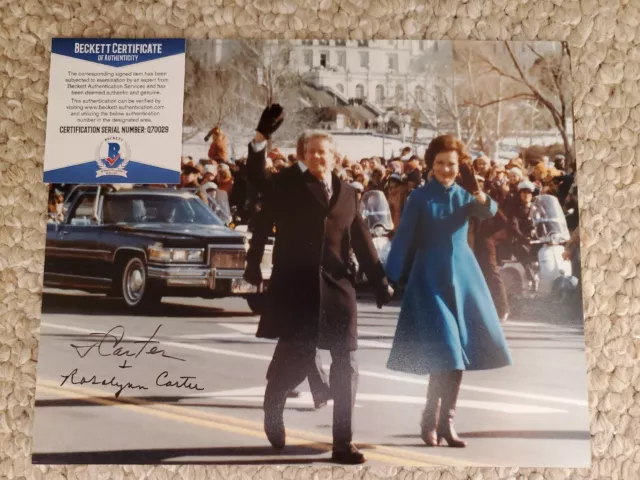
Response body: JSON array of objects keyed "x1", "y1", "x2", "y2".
[{"x1": 113, "y1": 223, "x2": 248, "y2": 243}]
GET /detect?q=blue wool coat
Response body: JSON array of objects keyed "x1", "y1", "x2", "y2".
[{"x1": 385, "y1": 179, "x2": 513, "y2": 375}]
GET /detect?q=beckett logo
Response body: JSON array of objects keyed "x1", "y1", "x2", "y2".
[{"x1": 96, "y1": 137, "x2": 130, "y2": 178}]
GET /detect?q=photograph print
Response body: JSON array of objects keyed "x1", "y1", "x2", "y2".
[{"x1": 33, "y1": 39, "x2": 590, "y2": 467}]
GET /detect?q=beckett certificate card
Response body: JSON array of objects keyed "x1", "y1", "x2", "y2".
[{"x1": 43, "y1": 38, "x2": 185, "y2": 184}]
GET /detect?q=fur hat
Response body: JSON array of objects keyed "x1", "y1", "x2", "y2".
[
  {"x1": 532, "y1": 162, "x2": 548, "y2": 179},
  {"x1": 506, "y1": 157, "x2": 524, "y2": 171},
  {"x1": 508, "y1": 167, "x2": 523, "y2": 178}
]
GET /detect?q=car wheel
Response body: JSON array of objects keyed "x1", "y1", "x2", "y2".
[
  {"x1": 119, "y1": 256, "x2": 159, "y2": 309},
  {"x1": 246, "y1": 294, "x2": 266, "y2": 314}
]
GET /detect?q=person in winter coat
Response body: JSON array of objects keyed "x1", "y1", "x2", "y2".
[
  {"x1": 384, "y1": 134, "x2": 513, "y2": 449},
  {"x1": 216, "y1": 163, "x2": 234, "y2": 194},
  {"x1": 472, "y1": 154, "x2": 493, "y2": 187},
  {"x1": 204, "y1": 125, "x2": 229, "y2": 162},
  {"x1": 386, "y1": 173, "x2": 409, "y2": 231},
  {"x1": 474, "y1": 180, "x2": 511, "y2": 323},
  {"x1": 201, "y1": 163, "x2": 218, "y2": 186},
  {"x1": 228, "y1": 161, "x2": 251, "y2": 225},
  {"x1": 502, "y1": 167, "x2": 525, "y2": 216},
  {"x1": 365, "y1": 167, "x2": 385, "y2": 192},
  {"x1": 47, "y1": 189, "x2": 66, "y2": 223},
  {"x1": 244, "y1": 104, "x2": 393, "y2": 464},
  {"x1": 508, "y1": 181, "x2": 538, "y2": 291}
]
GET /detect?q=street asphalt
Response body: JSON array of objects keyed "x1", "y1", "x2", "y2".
[{"x1": 31, "y1": 288, "x2": 591, "y2": 467}]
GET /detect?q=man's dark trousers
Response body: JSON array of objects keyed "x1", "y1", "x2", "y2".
[
  {"x1": 265, "y1": 339, "x2": 357, "y2": 445},
  {"x1": 306, "y1": 350, "x2": 330, "y2": 404}
]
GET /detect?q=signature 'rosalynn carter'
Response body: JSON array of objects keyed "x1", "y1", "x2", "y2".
[
  {"x1": 60, "y1": 368, "x2": 203, "y2": 398},
  {"x1": 384, "y1": 134, "x2": 513, "y2": 448}
]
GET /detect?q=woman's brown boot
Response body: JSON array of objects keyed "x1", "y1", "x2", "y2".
[
  {"x1": 436, "y1": 370, "x2": 467, "y2": 448},
  {"x1": 420, "y1": 374, "x2": 441, "y2": 446}
]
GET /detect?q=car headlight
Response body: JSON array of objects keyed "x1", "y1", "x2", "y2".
[{"x1": 148, "y1": 246, "x2": 204, "y2": 263}]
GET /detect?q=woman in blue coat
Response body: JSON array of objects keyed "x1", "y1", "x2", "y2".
[{"x1": 385, "y1": 135, "x2": 513, "y2": 448}]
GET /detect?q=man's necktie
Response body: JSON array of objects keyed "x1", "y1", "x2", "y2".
[
  {"x1": 324, "y1": 181, "x2": 332, "y2": 201},
  {"x1": 304, "y1": 170, "x2": 331, "y2": 202}
]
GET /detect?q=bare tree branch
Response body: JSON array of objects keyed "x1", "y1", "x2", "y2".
[
  {"x1": 504, "y1": 42, "x2": 563, "y2": 126},
  {"x1": 407, "y1": 92, "x2": 439, "y2": 130},
  {"x1": 527, "y1": 44, "x2": 544, "y2": 61},
  {"x1": 464, "y1": 92, "x2": 537, "y2": 108}
]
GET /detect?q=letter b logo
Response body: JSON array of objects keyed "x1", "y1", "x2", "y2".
[{"x1": 107, "y1": 142, "x2": 121, "y2": 159}]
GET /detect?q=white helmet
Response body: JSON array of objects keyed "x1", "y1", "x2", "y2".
[{"x1": 518, "y1": 180, "x2": 536, "y2": 192}]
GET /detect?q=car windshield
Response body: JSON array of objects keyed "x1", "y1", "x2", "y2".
[{"x1": 102, "y1": 194, "x2": 225, "y2": 226}]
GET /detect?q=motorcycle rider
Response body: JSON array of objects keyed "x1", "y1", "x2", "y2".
[{"x1": 508, "y1": 181, "x2": 539, "y2": 292}]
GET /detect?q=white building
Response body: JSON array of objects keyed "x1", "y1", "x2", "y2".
[
  {"x1": 291, "y1": 39, "x2": 446, "y2": 110},
  {"x1": 187, "y1": 39, "x2": 561, "y2": 111}
]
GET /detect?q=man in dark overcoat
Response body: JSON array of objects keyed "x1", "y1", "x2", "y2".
[
  {"x1": 247, "y1": 128, "x2": 331, "y2": 409},
  {"x1": 243, "y1": 105, "x2": 393, "y2": 464}
]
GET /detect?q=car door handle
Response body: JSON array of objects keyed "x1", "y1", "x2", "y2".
[{"x1": 60, "y1": 231, "x2": 70, "y2": 236}]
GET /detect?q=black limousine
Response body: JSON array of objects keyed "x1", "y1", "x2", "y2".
[{"x1": 44, "y1": 186, "x2": 272, "y2": 312}]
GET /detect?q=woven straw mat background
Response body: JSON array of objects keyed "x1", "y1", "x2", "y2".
[{"x1": 1, "y1": 0, "x2": 639, "y2": 479}]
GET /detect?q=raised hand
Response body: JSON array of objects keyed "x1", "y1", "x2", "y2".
[
  {"x1": 458, "y1": 162, "x2": 480, "y2": 195},
  {"x1": 256, "y1": 104, "x2": 284, "y2": 139}
]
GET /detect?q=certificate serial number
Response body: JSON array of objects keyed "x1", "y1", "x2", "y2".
[
  {"x1": 101, "y1": 126, "x2": 170, "y2": 134},
  {"x1": 59, "y1": 126, "x2": 170, "y2": 134}
]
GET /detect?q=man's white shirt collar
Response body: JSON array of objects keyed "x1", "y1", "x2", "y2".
[
  {"x1": 298, "y1": 162, "x2": 332, "y2": 191},
  {"x1": 251, "y1": 142, "x2": 331, "y2": 191}
]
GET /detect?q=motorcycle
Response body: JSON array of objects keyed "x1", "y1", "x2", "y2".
[
  {"x1": 354, "y1": 190, "x2": 394, "y2": 282},
  {"x1": 499, "y1": 194, "x2": 575, "y2": 300},
  {"x1": 530, "y1": 194, "x2": 574, "y2": 295}
]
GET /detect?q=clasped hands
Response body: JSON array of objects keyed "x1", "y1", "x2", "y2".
[{"x1": 375, "y1": 284, "x2": 394, "y2": 309}]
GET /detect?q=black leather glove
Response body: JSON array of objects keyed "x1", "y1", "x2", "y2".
[
  {"x1": 458, "y1": 162, "x2": 480, "y2": 194},
  {"x1": 243, "y1": 263, "x2": 263, "y2": 286},
  {"x1": 375, "y1": 284, "x2": 394, "y2": 309},
  {"x1": 256, "y1": 104, "x2": 284, "y2": 139}
]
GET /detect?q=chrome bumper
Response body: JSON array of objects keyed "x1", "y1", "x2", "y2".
[{"x1": 147, "y1": 265, "x2": 270, "y2": 292}]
